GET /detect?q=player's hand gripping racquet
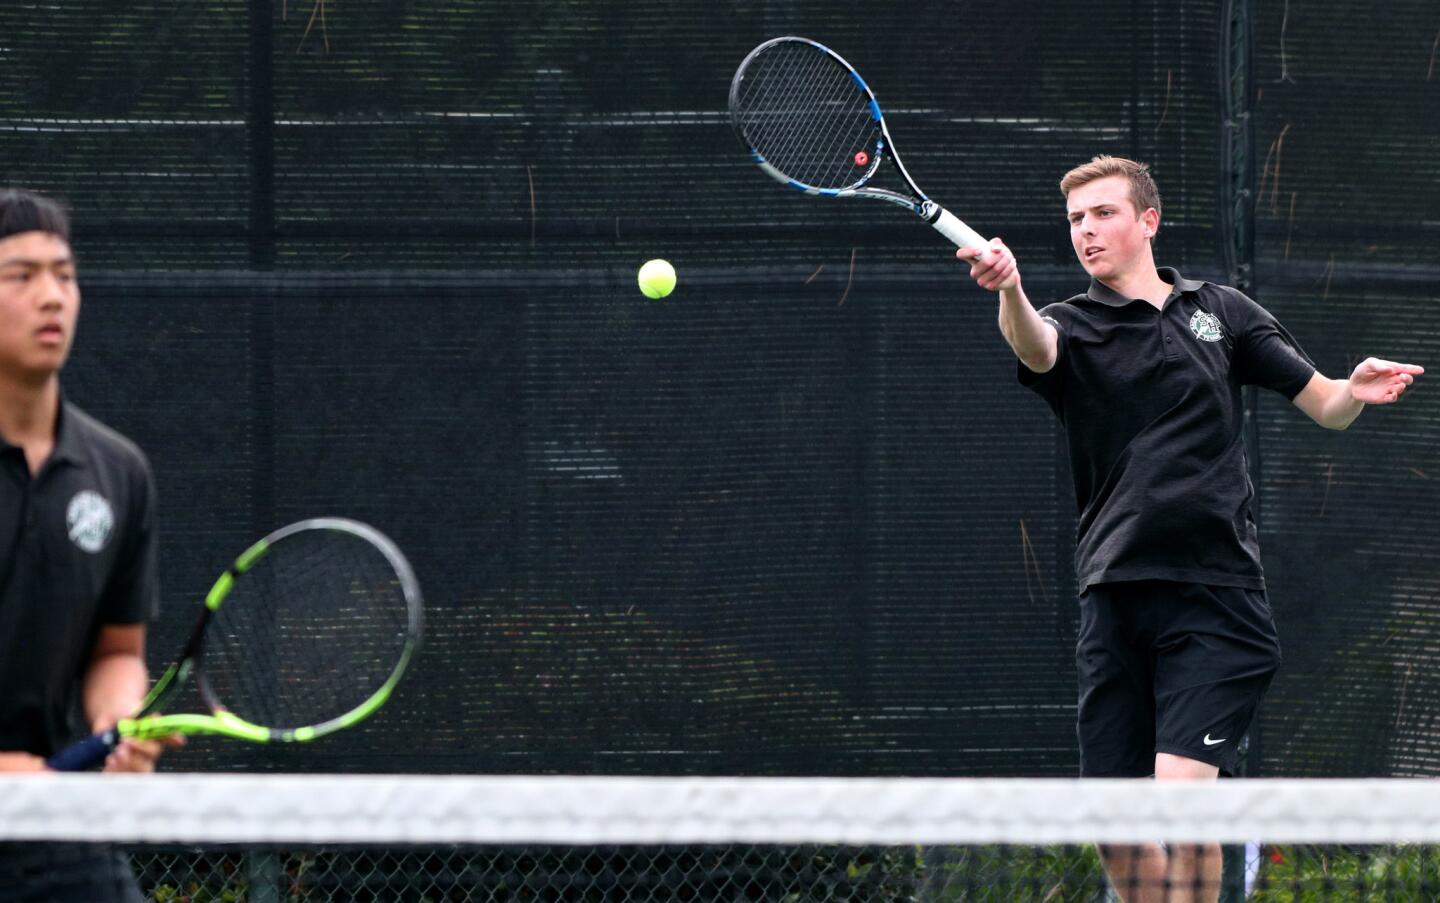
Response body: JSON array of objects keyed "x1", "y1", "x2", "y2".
[
  {"x1": 46, "y1": 517, "x2": 423, "y2": 771},
  {"x1": 729, "y1": 36, "x2": 988, "y2": 255}
]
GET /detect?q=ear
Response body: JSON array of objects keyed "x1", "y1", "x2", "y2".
[{"x1": 1141, "y1": 207, "x2": 1160, "y2": 239}]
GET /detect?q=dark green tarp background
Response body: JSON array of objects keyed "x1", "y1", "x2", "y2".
[{"x1": 2, "y1": 0, "x2": 1436, "y2": 777}]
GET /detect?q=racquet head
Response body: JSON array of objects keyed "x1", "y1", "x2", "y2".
[
  {"x1": 729, "y1": 36, "x2": 887, "y2": 193},
  {"x1": 196, "y1": 517, "x2": 423, "y2": 739}
]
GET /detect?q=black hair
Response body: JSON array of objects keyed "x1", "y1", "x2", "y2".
[{"x1": 0, "y1": 189, "x2": 72, "y2": 243}]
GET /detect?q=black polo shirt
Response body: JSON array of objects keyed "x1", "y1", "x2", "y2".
[
  {"x1": 0, "y1": 399, "x2": 159, "y2": 757},
  {"x1": 1020, "y1": 268, "x2": 1315, "y2": 591}
]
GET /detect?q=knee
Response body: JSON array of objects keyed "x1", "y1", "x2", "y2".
[{"x1": 1154, "y1": 752, "x2": 1220, "y2": 781}]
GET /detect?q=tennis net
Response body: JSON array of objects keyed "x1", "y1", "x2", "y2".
[{"x1": 2, "y1": 774, "x2": 1439, "y2": 901}]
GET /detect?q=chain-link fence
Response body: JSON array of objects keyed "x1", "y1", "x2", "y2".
[{"x1": 125, "y1": 843, "x2": 1440, "y2": 902}]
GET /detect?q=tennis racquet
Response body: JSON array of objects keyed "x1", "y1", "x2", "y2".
[
  {"x1": 730, "y1": 36, "x2": 988, "y2": 254},
  {"x1": 46, "y1": 517, "x2": 423, "y2": 771}
]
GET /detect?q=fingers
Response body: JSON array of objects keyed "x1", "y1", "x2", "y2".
[
  {"x1": 956, "y1": 239, "x2": 1019, "y2": 292},
  {"x1": 102, "y1": 735, "x2": 183, "y2": 773},
  {"x1": 1373, "y1": 358, "x2": 1424, "y2": 375},
  {"x1": 1365, "y1": 377, "x2": 1414, "y2": 404},
  {"x1": 955, "y1": 239, "x2": 1008, "y2": 269},
  {"x1": 1361, "y1": 358, "x2": 1425, "y2": 377},
  {"x1": 102, "y1": 739, "x2": 152, "y2": 772},
  {"x1": 1386, "y1": 379, "x2": 1413, "y2": 402},
  {"x1": 1353, "y1": 358, "x2": 1424, "y2": 404},
  {"x1": 980, "y1": 257, "x2": 1018, "y2": 291},
  {"x1": 1384, "y1": 372, "x2": 1416, "y2": 389}
]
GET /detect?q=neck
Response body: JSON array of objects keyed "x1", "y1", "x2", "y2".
[
  {"x1": 1098, "y1": 263, "x2": 1171, "y2": 308},
  {"x1": 0, "y1": 373, "x2": 61, "y2": 449}
]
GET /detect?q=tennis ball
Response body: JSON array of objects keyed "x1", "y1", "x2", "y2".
[{"x1": 637, "y1": 259, "x2": 676, "y2": 299}]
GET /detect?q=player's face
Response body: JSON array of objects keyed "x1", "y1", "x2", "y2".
[
  {"x1": 0, "y1": 231, "x2": 81, "y2": 384},
  {"x1": 1066, "y1": 175, "x2": 1156, "y2": 282}
]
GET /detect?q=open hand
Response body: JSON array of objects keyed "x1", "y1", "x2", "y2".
[{"x1": 1348, "y1": 358, "x2": 1424, "y2": 405}]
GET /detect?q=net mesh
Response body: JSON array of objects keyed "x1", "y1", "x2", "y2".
[{"x1": 4, "y1": 775, "x2": 1440, "y2": 901}]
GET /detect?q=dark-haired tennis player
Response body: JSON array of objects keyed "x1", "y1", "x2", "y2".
[
  {"x1": 957, "y1": 156, "x2": 1423, "y2": 903},
  {"x1": 0, "y1": 188, "x2": 180, "y2": 902}
]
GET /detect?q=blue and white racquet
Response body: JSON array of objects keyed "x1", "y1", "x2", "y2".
[{"x1": 729, "y1": 36, "x2": 987, "y2": 253}]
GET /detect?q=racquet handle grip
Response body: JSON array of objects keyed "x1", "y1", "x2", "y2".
[
  {"x1": 45, "y1": 730, "x2": 120, "y2": 771},
  {"x1": 928, "y1": 207, "x2": 988, "y2": 256}
]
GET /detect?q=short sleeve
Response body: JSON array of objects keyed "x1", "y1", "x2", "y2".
[
  {"x1": 1229, "y1": 291, "x2": 1316, "y2": 399},
  {"x1": 100, "y1": 453, "x2": 160, "y2": 625},
  {"x1": 1017, "y1": 308, "x2": 1067, "y2": 413}
]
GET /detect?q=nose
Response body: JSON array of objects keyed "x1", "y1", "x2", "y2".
[{"x1": 35, "y1": 270, "x2": 70, "y2": 308}]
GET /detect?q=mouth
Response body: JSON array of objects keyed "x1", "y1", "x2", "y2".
[
  {"x1": 35, "y1": 324, "x2": 66, "y2": 345},
  {"x1": 1083, "y1": 246, "x2": 1104, "y2": 261}
]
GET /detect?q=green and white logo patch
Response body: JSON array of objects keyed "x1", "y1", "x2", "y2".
[
  {"x1": 1189, "y1": 309, "x2": 1224, "y2": 343},
  {"x1": 66, "y1": 489, "x2": 114, "y2": 553}
]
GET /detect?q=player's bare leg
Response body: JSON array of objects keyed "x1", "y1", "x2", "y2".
[
  {"x1": 1096, "y1": 755, "x2": 1220, "y2": 903},
  {"x1": 1155, "y1": 753, "x2": 1221, "y2": 903},
  {"x1": 1098, "y1": 839, "x2": 1167, "y2": 903}
]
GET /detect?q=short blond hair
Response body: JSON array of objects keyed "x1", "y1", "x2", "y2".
[{"x1": 1059, "y1": 156, "x2": 1161, "y2": 220}]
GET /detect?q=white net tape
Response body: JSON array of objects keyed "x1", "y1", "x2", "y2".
[{"x1": 3, "y1": 775, "x2": 1438, "y2": 845}]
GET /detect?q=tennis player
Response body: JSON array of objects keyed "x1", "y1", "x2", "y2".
[
  {"x1": 957, "y1": 156, "x2": 1423, "y2": 903},
  {"x1": 0, "y1": 189, "x2": 180, "y2": 902}
]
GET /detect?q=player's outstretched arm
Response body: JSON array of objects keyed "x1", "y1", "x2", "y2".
[
  {"x1": 956, "y1": 239, "x2": 1057, "y2": 374},
  {"x1": 1292, "y1": 358, "x2": 1424, "y2": 430}
]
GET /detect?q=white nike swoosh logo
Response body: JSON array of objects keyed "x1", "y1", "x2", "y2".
[{"x1": 1203, "y1": 734, "x2": 1226, "y2": 746}]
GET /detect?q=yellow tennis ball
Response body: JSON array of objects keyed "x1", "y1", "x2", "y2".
[{"x1": 637, "y1": 259, "x2": 676, "y2": 299}]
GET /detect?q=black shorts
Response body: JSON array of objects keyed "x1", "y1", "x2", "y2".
[
  {"x1": 0, "y1": 843, "x2": 143, "y2": 903},
  {"x1": 1075, "y1": 580, "x2": 1281, "y2": 777}
]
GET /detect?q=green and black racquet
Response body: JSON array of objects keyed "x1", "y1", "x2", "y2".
[{"x1": 47, "y1": 517, "x2": 423, "y2": 770}]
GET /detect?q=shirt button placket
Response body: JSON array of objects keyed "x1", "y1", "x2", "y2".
[{"x1": 1161, "y1": 319, "x2": 1177, "y2": 360}]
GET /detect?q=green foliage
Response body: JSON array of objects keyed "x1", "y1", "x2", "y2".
[
  {"x1": 1250, "y1": 844, "x2": 1440, "y2": 902},
  {"x1": 923, "y1": 844, "x2": 1105, "y2": 903}
]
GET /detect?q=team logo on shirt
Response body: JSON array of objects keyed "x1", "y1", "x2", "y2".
[
  {"x1": 1189, "y1": 309, "x2": 1224, "y2": 343},
  {"x1": 66, "y1": 490, "x2": 115, "y2": 553}
]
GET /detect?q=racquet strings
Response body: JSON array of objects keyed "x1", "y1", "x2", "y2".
[
  {"x1": 735, "y1": 41, "x2": 880, "y2": 190},
  {"x1": 202, "y1": 527, "x2": 413, "y2": 731}
]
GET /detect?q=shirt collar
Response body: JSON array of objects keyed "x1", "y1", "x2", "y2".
[
  {"x1": 47, "y1": 394, "x2": 88, "y2": 469},
  {"x1": 1085, "y1": 267, "x2": 1206, "y2": 307},
  {"x1": 0, "y1": 393, "x2": 85, "y2": 472}
]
